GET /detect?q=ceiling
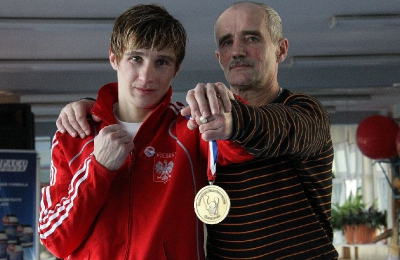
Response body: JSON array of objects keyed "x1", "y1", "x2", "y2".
[{"x1": 0, "y1": 0, "x2": 399, "y2": 135}]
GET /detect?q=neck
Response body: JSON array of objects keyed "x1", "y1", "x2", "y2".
[{"x1": 116, "y1": 103, "x2": 152, "y2": 123}]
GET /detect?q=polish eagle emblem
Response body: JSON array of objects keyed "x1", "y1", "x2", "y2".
[{"x1": 155, "y1": 160, "x2": 174, "y2": 183}]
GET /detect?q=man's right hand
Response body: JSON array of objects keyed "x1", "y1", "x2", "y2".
[
  {"x1": 56, "y1": 99, "x2": 99, "y2": 138},
  {"x1": 181, "y1": 82, "x2": 234, "y2": 141},
  {"x1": 93, "y1": 124, "x2": 134, "y2": 171}
]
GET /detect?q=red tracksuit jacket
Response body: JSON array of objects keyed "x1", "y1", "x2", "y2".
[{"x1": 38, "y1": 83, "x2": 253, "y2": 260}]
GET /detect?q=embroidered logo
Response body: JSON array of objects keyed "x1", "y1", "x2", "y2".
[
  {"x1": 144, "y1": 146, "x2": 155, "y2": 157},
  {"x1": 153, "y1": 153, "x2": 175, "y2": 183}
]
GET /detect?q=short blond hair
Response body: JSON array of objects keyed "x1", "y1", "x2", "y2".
[{"x1": 110, "y1": 4, "x2": 187, "y2": 69}]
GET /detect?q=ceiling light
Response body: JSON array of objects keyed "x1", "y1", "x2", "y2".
[
  {"x1": 311, "y1": 94, "x2": 372, "y2": 101},
  {"x1": 0, "y1": 60, "x2": 111, "y2": 72},
  {"x1": 330, "y1": 14, "x2": 400, "y2": 29},
  {"x1": 290, "y1": 54, "x2": 400, "y2": 67},
  {"x1": 0, "y1": 18, "x2": 113, "y2": 31}
]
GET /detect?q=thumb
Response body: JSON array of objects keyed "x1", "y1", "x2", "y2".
[
  {"x1": 93, "y1": 115, "x2": 102, "y2": 122},
  {"x1": 181, "y1": 106, "x2": 191, "y2": 117}
]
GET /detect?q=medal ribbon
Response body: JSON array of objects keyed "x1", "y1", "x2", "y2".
[
  {"x1": 185, "y1": 116, "x2": 218, "y2": 184},
  {"x1": 208, "y1": 140, "x2": 218, "y2": 184}
]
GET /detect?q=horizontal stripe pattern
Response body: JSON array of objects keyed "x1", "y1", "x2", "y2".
[{"x1": 206, "y1": 91, "x2": 338, "y2": 259}]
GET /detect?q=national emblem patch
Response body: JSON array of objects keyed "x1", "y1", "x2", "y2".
[{"x1": 153, "y1": 153, "x2": 175, "y2": 183}]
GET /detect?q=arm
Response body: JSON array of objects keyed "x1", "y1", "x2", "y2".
[
  {"x1": 181, "y1": 82, "x2": 254, "y2": 165},
  {"x1": 229, "y1": 92, "x2": 332, "y2": 158},
  {"x1": 38, "y1": 125, "x2": 134, "y2": 258},
  {"x1": 38, "y1": 133, "x2": 117, "y2": 258},
  {"x1": 56, "y1": 99, "x2": 98, "y2": 138}
]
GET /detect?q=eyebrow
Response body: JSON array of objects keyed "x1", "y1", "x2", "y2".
[
  {"x1": 218, "y1": 30, "x2": 264, "y2": 46},
  {"x1": 242, "y1": 30, "x2": 263, "y2": 38},
  {"x1": 126, "y1": 51, "x2": 176, "y2": 62},
  {"x1": 218, "y1": 34, "x2": 232, "y2": 46},
  {"x1": 157, "y1": 55, "x2": 176, "y2": 63}
]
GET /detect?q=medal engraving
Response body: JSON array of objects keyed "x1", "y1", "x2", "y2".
[{"x1": 194, "y1": 185, "x2": 230, "y2": 224}]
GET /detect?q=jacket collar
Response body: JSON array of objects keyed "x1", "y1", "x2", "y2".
[{"x1": 91, "y1": 82, "x2": 173, "y2": 125}]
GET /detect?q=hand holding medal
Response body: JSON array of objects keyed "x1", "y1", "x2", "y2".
[
  {"x1": 181, "y1": 82, "x2": 234, "y2": 224},
  {"x1": 194, "y1": 140, "x2": 231, "y2": 224}
]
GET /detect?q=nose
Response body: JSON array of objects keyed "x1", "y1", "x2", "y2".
[
  {"x1": 231, "y1": 40, "x2": 246, "y2": 58},
  {"x1": 138, "y1": 62, "x2": 155, "y2": 83}
]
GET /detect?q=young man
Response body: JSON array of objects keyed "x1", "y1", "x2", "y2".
[
  {"x1": 57, "y1": 2, "x2": 338, "y2": 259},
  {"x1": 38, "y1": 4, "x2": 251, "y2": 259}
]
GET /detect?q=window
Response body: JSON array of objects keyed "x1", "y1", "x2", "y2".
[{"x1": 331, "y1": 125, "x2": 392, "y2": 243}]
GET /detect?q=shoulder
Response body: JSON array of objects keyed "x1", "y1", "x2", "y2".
[
  {"x1": 53, "y1": 121, "x2": 99, "y2": 152},
  {"x1": 279, "y1": 89, "x2": 314, "y2": 101},
  {"x1": 279, "y1": 90, "x2": 326, "y2": 110}
]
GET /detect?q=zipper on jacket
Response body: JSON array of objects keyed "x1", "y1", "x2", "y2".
[{"x1": 124, "y1": 150, "x2": 135, "y2": 260}]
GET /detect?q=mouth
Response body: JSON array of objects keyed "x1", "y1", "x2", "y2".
[{"x1": 135, "y1": 87, "x2": 155, "y2": 95}]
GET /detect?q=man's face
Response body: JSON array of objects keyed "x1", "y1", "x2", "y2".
[
  {"x1": 215, "y1": 4, "x2": 280, "y2": 90},
  {"x1": 110, "y1": 47, "x2": 178, "y2": 110}
]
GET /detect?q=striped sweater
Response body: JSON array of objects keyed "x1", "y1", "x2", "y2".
[{"x1": 206, "y1": 90, "x2": 338, "y2": 259}]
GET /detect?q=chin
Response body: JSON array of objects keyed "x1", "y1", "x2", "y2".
[
  {"x1": 228, "y1": 78, "x2": 253, "y2": 88},
  {"x1": 227, "y1": 72, "x2": 253, "y2": 84}
]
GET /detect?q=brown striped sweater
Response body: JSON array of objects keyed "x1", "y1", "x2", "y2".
[{"x1": 207, "y1": 89, "x2": 338, "y2": 259}]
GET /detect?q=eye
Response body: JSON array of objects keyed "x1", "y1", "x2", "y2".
[
  {"x1": 156, "y1": 59, "x2": 169, "y2": 66},
  {"x1": 131, "y1": 56, "x2": 143, "y2": 63},
  {"x1": 220, "y1": 40, "x2": 232, "y2": 47},
  {"x1": 247, "y1": 36, "x2": 259, "y2": 42}
]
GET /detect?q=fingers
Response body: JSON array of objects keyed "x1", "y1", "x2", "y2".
[
  {"x1": 92, "y1": 114, "x2": 102, "y2": 122},
  {"x1": 186, "y1": 88, "x2": 202, "y2": 119},
  {"x1": 75, "y1": 99, "x2": 96, "y2": 137},
  {"x1": 202, "y1": 83, "x2": 220, "y2": 116},
  {"x1": 56, "y1": 105, "x2": 79, "y2": 138},
  {"x1": 186, "y1": 83, "x2": 219, "y2": 120},
  {"x1": 108, "y1": 125, "x2": 132, "y2": 144},
  {"x1": 55, "y1": 113, "x2": 68, "y2": 134},
  {"x1": 185, "y1": 82, "x2": 232, "y2": 122},
  {"x1": 180, "y1": 107, "x2": 199, "y2": 130},
  {"x1": 198, "y1": 112, "x2": 233, "y2": 141},
  {"x1": 182, "y1": 106, "x2": 233, "y2": 140},
  {"x1": 183, "y1": 96, "x2": 233, "y2": 141},
  {"x1": 214, "y1": 82, "x2": 233, "y2": 113},
  {"x1": 56, "y1": 99, "x2": 96, "y2": 139},
  {"x1": 184, "y1": 82, "x2": 234, "y2": 133},
  {"x1": 193, "y1": 82, "x2": 229, "y2": 117},
  {"x1": 200, "y1": 97, "x2": 233, "y2": 141},
  {"x1": 180, "y1": 105, "x2": 191, "y2": 118},
  {"x1": 186, "y1": 117, "x2": 198, "y2": 130},
  {"x1": 94, "y1": 124, "x2": 134, "y2": 171}
]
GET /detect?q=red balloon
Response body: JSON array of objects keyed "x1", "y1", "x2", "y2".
[{"x1": 356, "y1": 115, "x2": 399, "y2": 159}]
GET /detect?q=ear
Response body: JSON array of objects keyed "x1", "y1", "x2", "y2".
[
  {"x1": 109, "y1": 47, "x2": 118, "y2": 70},
  {"x1": 215, "y1": 50, "x2": 223, "y2": 70},
  {"x1": 276, "y1": 38, "x2": 289, "y2": 63}
]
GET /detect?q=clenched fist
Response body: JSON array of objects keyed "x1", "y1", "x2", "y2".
[{"x1": 94, "y1": 124, "x2": 135, "y2": 171}]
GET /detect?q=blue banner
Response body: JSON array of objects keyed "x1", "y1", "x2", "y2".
[{"x1": 0, "y1": 150, "x2": 38, "y2": 260}]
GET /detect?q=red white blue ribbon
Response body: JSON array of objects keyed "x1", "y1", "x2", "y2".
[
  {"x1": 185, "y1": 116, "x2": 218, "y2": 183},
  {"x1": 208, "y1": 140, "x2": 218, "y2": 183}
]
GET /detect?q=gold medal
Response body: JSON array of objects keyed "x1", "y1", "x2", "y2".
[{"x1": 194, "y1": 184, "x2": 230, "y2": 224}]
